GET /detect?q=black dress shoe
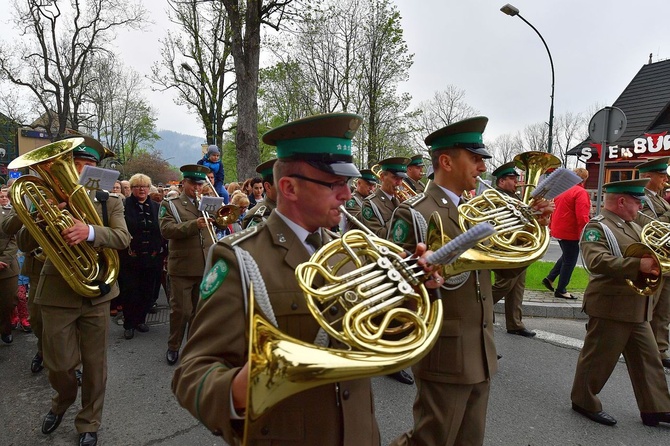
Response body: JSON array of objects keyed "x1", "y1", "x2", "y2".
[
  {"x1": 1, "y1": 333, "x2": 12, "y2": 344},
  {"x1": 641, "y1": 412, "x2": 670, "y2": 426},
  {"x1": 507, "y1": 328, "x2": 537, "y2": 338},
  {"x1": 31, "y1": 352, "x2": 44, "y2": 373},
  {"x1": 149, "y1": 303, "x2": 158, "y2": 314},
  {"x1": 497, "y1": 354, "x2": 503, "y2": 360},
  {"x1": 389, "y1": 369, "x2": 414, "y2": 385},
  {"x1": 41, "y1": 410, "x2": 64, "y2": 434},
  {"x1": 136, "y1": 323, "x2": 149, "y2": 333},
  {"x1": 662, "y1": 358, "x2": 670, "y2": 368},
  {"x1": 542, "y1": 277, "x2": 555, "y2": 292},
  {"x1": 166, "y1": 349, "x2": 179, "y2": 365},
  {"x1": 123, "y1": 328, "x2": 135, "y2": 339},
  {"x1": 571, "y1": 403, "x2": 617, "y2": 426},
  {"x1": 79, "y1": 432, "x2": 98, "y2": 446}
]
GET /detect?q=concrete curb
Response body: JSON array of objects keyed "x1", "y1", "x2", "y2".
[{"x1": 494, "y1": 290, "x2": 588, "y2": 320}]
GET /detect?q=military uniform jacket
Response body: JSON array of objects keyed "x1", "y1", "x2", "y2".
[
  {"x1": 159, "y1": 192, "x2": 214, "y2": 277},
  {"x1": 638, "y1": 188, "x2": 670, "y2": 224},
  {"x1": 18, "y1": 194, "x2": 130, "y2": 307},
  {"x1": 172, "y1": 213, "x2": 380, "y2": 446},
  {"x1": 387, "y1": 181, "x2": 497, "y2": 384},
  {"x1": 242, "y1": 196, "x2": 276, "y2": 229},
  {"x1": 344, "y1": 191, "x2": 367, "y2": 231},
  {"x1": 361, "y1": 188, "x2": 399, "y2": 237},
  {"x1": 0, "y1": 206, "x2": 19, "y2": 280},
  {"x1": 0, "y1": 208, "x2": 42, "y2": 277},
  {"x1": 406, "y1": 177, "x2": 425, "y2": 194},
  {"x1": 581, "y1": 209, "x2": 653, "y2": 323}
]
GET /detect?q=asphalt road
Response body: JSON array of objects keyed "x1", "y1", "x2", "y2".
[{"x1": 2, "y1": 298, "x2": 669, "y2": 446}]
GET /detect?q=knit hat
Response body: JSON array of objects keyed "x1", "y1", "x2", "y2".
[{"x1": 207, "y1": 145, "x2": 220, "y2": 156}]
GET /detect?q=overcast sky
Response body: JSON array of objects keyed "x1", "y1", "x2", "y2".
[{"x1": 2, "y1": 0, "x2": 669, "y2": 144}]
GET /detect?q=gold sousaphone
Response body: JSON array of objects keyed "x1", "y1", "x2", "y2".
[{"x1": 8, "y1": 138, "x2": 120, "y2": 298}]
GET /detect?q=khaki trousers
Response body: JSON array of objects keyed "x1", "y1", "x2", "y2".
[
  {"x1": 571, "y1": 316, "x2": 670, "y2": 413},
  {"x1": 42, "y1": 301, "x2": 110, "y2": 433},
  {"x1": 492, "y1": 270, "x2": 527, "y2": 331},
  {"x1": 0, "y1": 275, "x2": 18, "y2": 335},
  {"x1": 391, "y1": 378, "x2": 490, "y2": 446},
  {"x1": 168, "y1": 275, "x2": 202, "y2": 351}
]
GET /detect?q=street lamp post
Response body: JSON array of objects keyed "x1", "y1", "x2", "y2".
[
  {"x1": 181, "y1": 62, "x2": 216, "y2": 146},
  {"x1": 501, "y1": 3, "x2": 555, "y2": 154}
]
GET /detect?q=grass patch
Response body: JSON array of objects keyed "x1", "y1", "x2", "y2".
[{"x1": 495, "y1": 260, "x2": 589, "y2": 291}]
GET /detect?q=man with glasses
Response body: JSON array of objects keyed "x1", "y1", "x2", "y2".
[
  {"x1": 173, "y1": 113, "x2": 409, "y2": 445},
  {"x1": 635, "y1": 156, "x2": 670, "y2": 369},
  {"x1": 360, "y1": 157, "x2": 410, "y2": 238},
  {"x1": 159, "y1": 164, "x2": 213, "y2": 366},
  {"x1": 242, "y1": 158, "x2": 277, "y2": 229},
  {"x1": 571, "y1": 178, "x2": 670, "y2": 427}
]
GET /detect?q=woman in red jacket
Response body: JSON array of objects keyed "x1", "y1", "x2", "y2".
[{"x1": 543, "y1": 168, "x2": 591, "y2": 299}]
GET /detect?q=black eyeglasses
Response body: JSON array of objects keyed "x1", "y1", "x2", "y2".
[{"x1": 289, "y1": 174, "x2": 349, "y2": 192}]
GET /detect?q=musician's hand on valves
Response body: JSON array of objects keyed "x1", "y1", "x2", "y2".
[
  {"x1": 231, "y1": 362, "x2": 249, "y2": 413},
  {"x1": 640, "y1": 255, "x2": 661, "y2": 277},
  {"x1": 531, "y1": 198, "x2": 554, "y2": 226},
  {"x1": 0, "y1": 261, "x2": 8, "y2": 271},
  {"x1": 62, "y1": 218, "x2": 90, "y2": 246},
  {"x1": 413, "y1": 242, "x2": 443, "y2": 290}
]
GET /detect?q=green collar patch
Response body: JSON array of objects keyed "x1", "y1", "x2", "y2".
[
  {"x1": 582, "y1": 229, "x2": 601, "y2": 242},
  {"x1": 200, "y1": 259, "x2": 229, "y2": 300},
  {"x1": 391, "y1": 219, "x2": 410, "y2": 244},
  {"x1": 362, "y1": 206, "x2": 374, "y2": 221},
  {"x1": 345, "y1": 198, "x2": 356, "y2": 209}
]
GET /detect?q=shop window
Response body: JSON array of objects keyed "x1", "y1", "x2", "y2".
[{"x1": 607, "y1": 169, "x2": 636, "y2": 182}]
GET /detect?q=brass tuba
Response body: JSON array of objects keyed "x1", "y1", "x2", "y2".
[
  {"x1": 8, "y1": 138, "x2": 120, "y2": 298},
  {"x1": 458, "y1": 151, "x2": 561, "y2": 259},
  {"x1": 622, "y1": 242, "x2": 663, "y2": 296}
]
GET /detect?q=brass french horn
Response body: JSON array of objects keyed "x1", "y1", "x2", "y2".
[
  {"x1": 8, "y1": 138, "x2": 120, "y2": 298},
  {"x1": 458, "y1": 151, "x2": 560, "y2": 259}
]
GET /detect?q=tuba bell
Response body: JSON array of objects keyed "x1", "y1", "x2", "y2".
[{"x1": 8, "y1": 138, "x2": 120, "y2": 298}]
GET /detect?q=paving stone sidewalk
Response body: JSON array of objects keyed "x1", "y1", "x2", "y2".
[{"x1": 495, "y1": 289, "x2": 587, "y2": 320}]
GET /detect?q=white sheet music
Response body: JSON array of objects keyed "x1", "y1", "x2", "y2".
[
  {"x1": 78, "y1": 166, "x2": 120, "y2": 191},
  {"x1": 198, "y1": 196, "x2": 225, "y2": 214}
]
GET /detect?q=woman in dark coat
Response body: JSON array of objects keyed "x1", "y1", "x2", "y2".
[{"x1": 118, "y1": 174, "x2": 165, "y2": 339}]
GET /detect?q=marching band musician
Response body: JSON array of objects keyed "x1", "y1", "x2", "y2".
[
  {"x1": 405, "y1": 154, "x2": 426, "y2": 193},
  {"x1": 173, "y1": 113, "x2": 442, "y2": 445},
  {"x1": 18, "y1": 137, "x2": 130, "y2": 446},
  {"x1": 0, "y1": 186, "x2": 19, "y2": 345},
  {"x1": 343, "y1": 168, "x2": 378, "y2": 232},
  {"x1": 490, "y1": 161, "x2": 536, "y2": 338},
  {"x1": 571, "y1": 178, "x2": 670, "y2": 427},
  {"x1": 387, "y1": 117, "x2": 552, "y2": 446},
  {"x1": 159, "y1": 164, "x2": 214, "y2": 366},
  {"x1": 242, "y1": 158, "x2": 277, "y2": 229},
  {"x1": 635, "y1": 156, "x2": 670, "y2": 369},
  {"x1": 360, "y1": 156, "x2": 411, "y2": 238}
]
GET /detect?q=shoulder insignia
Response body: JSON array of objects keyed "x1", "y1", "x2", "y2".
[
  {"x1": 345, "y1": 198, "x2": 356, "y2": 209},
  {"x1": 222, "y1": 224, "x2": 261, "y2": 246},
  {"x1": 108, "y1": 193, "x2": 122, "y2": 199},
  {"x1": 159, "y1": 205, "x2": 168, "y2": 218},
  {"x1": 254, "y1": 205, "x2": 267, "y2": 216},
  {"x1": 582, "y1": 228, "x2": 601, "y2": 242},
  {"x1": 391, "y1": 218, "x2": 410, "y2": 244},
  {"x1": 592, "y1": 215, "x2": 604, "y2": 221},
  {"x1": 362, "y1": 205, "x2": 374, "y2": 221},
  {"x1": 200, "y1": 259, "x2": 229, "y2": 300},
  {"x1": 404, "y1": 193, "x2": 426, "y2": 208}
]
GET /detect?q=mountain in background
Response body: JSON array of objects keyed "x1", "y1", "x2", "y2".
[{"x1": 154, "y1": 130, "x2": 206, "y2": 167}]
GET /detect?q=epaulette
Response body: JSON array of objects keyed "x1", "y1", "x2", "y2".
[
  {"x1": 164, "y1": 196, "x2": 179, "y2": 202},
  {"x1": 591, "y1": 215, "x2": 605, "y2": 221},
  {"x1": 403, "y1": 193, "x2": 426, "y2": 208},
  {"x1": 108, "y1": 192, "x2": 122, "y2": 199},
  {"x1": 222, "y1": 223, "x2": 262, "y2": 247}
]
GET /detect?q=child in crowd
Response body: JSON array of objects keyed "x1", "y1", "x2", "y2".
[{"x1": 197, "y1": 145, "x2": 227, "y2": 200}]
